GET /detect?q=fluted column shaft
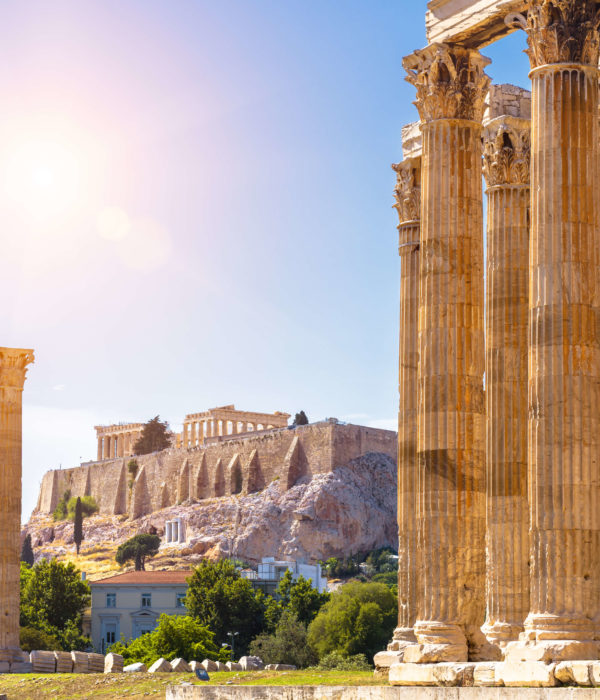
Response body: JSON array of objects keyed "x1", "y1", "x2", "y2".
[
  {"x1": 392, "y1": 156, "x2": 421, "y2": 645},
  {"x1": 190, "y1": 421, "x2": 196, "y2": 447},
  {"x1": 0, "y1": 347, "x2": 34, "y2": 663},
  {"x1": 525, "y1": 63, "x2": 600, "y2": 644},
  {"x1": 482, "y1": 115, "x2": 531, "y2": 646},
  {"x1": 404, "y1": 44, "x2": 490, "y2": 661},
  {"x1": 97, "y1": 437, "x2": 102, "y2": 461}
]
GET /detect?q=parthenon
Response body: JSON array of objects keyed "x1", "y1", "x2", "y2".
[
  {"x1": 378, "y1": 0, "x2": 600, "y2": 686},
  {"x1": 95, "y1": 423, "x2": 144, "y2": 461}
]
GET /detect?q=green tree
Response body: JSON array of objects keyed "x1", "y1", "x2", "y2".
[
  {"x1": 73, "y1": 497, "x2": 83, "y2": 555},
  {"x1": 115, "y1": 534, "x2": 161, "y2": 571},
  {"x1": 186, "y1": 559, "x2": 265, "y2": 657},
  {"x1": 20, "y1": 560, "x2": 90, "y2": 651},
  {"x1": 109, "y1": 614, "x2": 227, "y2": 666},
  {"x1": 52, "y1": 489, "x2": 71, "y2": 521},
  {"x1": 307, "y1": 581, "x2": 396, "y2": 662},
  {"x1": 133, "y1": 416, "x2": 172, "y2": 455},
  {"x1": 20, "y1": 626, "x2": 62, "y2": 653},
  {"x1": 67, "y1": 495, "x2": 98, "y2": 520},
  {"x1": 293, "y1": 411, "x2": 308, "y2": 427},
  {"x1": 274, "y1": 571, "x2": 328, "y2": 627},
  {"x1": 21, "y1": 534, "x2": 34, "y2": 566},
  {"x1": 249, "y1": 610, "x2": 317, "y2": 668}
]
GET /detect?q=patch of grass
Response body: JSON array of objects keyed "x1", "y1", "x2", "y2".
[{"x1": 0, "y1": 670, "x2": 384, "y2": 699}]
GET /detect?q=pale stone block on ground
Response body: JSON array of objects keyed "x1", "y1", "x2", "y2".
[
  {"x1": 201, "y1": 659, "x2": 218, "y2": 672},
  {"x1": 71, "y1": 650, "x2": 90, "y2": 673},
  {"x1": 215, "y1": 661, "x2": 228, "y2": 671},
  {"x1": 374, "y1": 651, "x2": 404, "y2": 669},
  {"x1": 9, "y1": 661, "x2": 32, "y2": 673},
  {"x1": 264, "y1": 663, "x2": 297, "y2": 670},
  {"x1": 149, "y1": 657, "x2": 173, "y2": 673},
  {"x1": 0, "y1": 662, "x2": 9, "y2": 673},
  {"x1": 226, "y1": 662, "x2": 243, "y2": 672},
  {"x1": 124, "y1": 662, "x2": 147, "y2": 673},
  {"x1": 88, "y1": 652, "x2": 105, "y2": 673},
  {"x1": 389, "y1": 662, "x2": 475, "y2": 687},
  {"x1": 30, "y1": 650, "x2": 56, "y2": 673},
  {"x1": 171, "y1": 658, "x2": 191, "y2": 672},
  {"x1": 504, "y1": 641, "x2": 598, "y2": 663},
  {"x1": 104, "y1": 652, "x2": 124, "y2": 673},
  {"x1": 555, "y1": 661, "x2": 592, "y2": 686},
  {"x1": 54, "y1": 651, "x2": 73, "y2": 673},
  {"x1": 239, "y1": 655, "x2": 264, "y2": 671},
  {"x1": 496, "y1": 661, "x2": 557, "y2": 687}
]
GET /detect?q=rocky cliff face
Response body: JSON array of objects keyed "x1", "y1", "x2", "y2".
[{"x1": 24, "y1": 452, "x2": 397, "y2": 575}]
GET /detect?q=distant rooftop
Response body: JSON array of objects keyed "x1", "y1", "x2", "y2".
[{"x1": 91, "y1": 570, "x2": 192, "y2": 586}]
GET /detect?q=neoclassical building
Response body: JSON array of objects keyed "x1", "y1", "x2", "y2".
[{"x1": 378, "y1": 0, "x2": 600, "y2": 683}]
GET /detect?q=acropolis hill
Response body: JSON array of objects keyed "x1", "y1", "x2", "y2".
[{"x1": 26, "y1": 413, "x2": 397, "y2": 574}]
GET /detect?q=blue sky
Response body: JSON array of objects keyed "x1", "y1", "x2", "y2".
[{"x1": 0, "y1": 1, "x2": 531, "y2": 518}]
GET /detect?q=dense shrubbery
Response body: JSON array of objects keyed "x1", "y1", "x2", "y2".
[
  {"x1": 307, "y1": 581, "x2": 396, "y2": 662},
  {"x1": 315, "y1": 651, "x2": 372, "y2": 671},
  {"x1": 20, "y1": 626, "x2": 62, "y2": 653},
  {"x1": 249, "y1": 611, "x2": 317, "y2": 668},
  {"x1": 20, "y1": 561, "x2": 90, "y2": 651},
  {"x1": 109, "y1": 614, "x2": 227, "y2": 666},
  {"x1": 52, "y1": 490, "x2": 98, "y2": 522}
]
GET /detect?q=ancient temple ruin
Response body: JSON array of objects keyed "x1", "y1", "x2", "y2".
[{"x1": 378, "y1": 0, "x2": 600, "y2": 685}]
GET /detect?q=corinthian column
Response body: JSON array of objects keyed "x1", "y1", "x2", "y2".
[
  {"x1": 402, "y1": 44, "x2": 489, "y2": 663},
  {"x1": 481, "y1": 89, "x2": 531, "y2": 648},
  {"x1": 504, "y1": 2, "x2": 600, "y2": 661},
  {"x1": 0, "y1": 347, "x2": 34, "y2": 665}
]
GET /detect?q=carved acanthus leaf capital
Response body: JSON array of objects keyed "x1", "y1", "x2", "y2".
[
  {"x1": 0, "y1": 348, "x2": 35, "y2": 390},
  {"x1": 392, "y1": 158, "x2": 421, "y2": 224},
  {"x1": 403, "y1": 44, "x2": 491, "y2": 123},
  {"x1": 483, "y1": 117, "x2": 531, "y2": 187},
  {"x1": 506, "y1": 1, "x2": 600, "y2": 68}
]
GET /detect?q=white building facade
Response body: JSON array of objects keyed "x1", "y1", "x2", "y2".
[
  {"x1": 90, "y1": 570, "x2": 190, "y2": 653},
  {"x1": 242, "y1": 557, "x2": 327, "y2": 595}
]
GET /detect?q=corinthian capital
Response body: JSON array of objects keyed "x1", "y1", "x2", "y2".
[
  {"x1": 506, "y1": 1, "x2": 600, "y2": 68},
  {"x1": 392, "y1": 158, "x2": 421, "y2": 225},
  {"x1": 403, "y1": 44, "x2": 491, "y2": 123},
  {"x1": 483, "y1": 117, "x2": 531, "y2": 188},
  {"x1": 0, "y1": 348, "x2": 35, "y2": 390}
]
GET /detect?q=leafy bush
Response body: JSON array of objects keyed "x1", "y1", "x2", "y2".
[
  {"x1": 52, "y1": 490, "x2": 98, "y2": 522},
  {"x1": 249, "y1": 611, "x2": 317, "y2": 668},
  {"x1": 109, "y1": 614, "x2": 226, "y2": 666},
  {"x1": 315, "y1": 651, "x2": 371, "y2": 671},
  {"x1": 52, "y1": 489, "x2": 71, "y2": 521},
  {"x1": 20, "y1": 626, "x2": 62, "y2": 652},
  {"x1": 307, "y1": 581, "x2": 397, "y2": 662}
]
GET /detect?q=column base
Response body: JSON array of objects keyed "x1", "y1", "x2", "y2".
[
  {"x1": 373, "y1": 628, "x2": 417, "y2": 677},
  {"x1": 504, "y1": 640, "x2": 599, "y2": 663},
  {"x1": 407, "y1": 621, "x2": 468, "y2": 663},
  {"x1": 482, "y1": 621, "x2": 523, "y2": 647},
  {"x1": 466, "y1": 625, "x2": 502, "y2": 662}
]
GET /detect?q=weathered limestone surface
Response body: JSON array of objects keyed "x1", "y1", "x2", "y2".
[
  {"x1": 0, "y1": 348, "x2": 34, "y2": 665},
  {"x1": 403, "y1": 43, "x2": 489, "y2": 661},
  {"x1": 481, "y1": 86, "x2": 531, "y2": 648},
  {"x1": 505, "y1": 1, "x2": 600, "y2": 660}
]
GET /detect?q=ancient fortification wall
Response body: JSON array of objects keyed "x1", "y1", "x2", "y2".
[{"x1": 35, "y1": 421, "x2": 396, "y2": 521}]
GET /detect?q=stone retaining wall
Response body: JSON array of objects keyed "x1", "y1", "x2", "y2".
[{"x1": 166, "y1": 688, "x2": 600, "y2": 700}]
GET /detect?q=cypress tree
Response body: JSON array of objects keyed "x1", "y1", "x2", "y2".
[
  {"x1": 21, "y1": 533, "x2": 34, "y2": 566},
  {"x1": 73, "y1": 497, "x2": 84, "y2": 555}
]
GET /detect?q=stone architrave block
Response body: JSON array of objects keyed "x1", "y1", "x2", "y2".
[
  {"x1": 88, "y1": 653, "x2": 105, "y2": 673},
  {"x1": 215, "y1": 661, "x2": 228, "y2": 671},
  {"x1": 170, "y1": 658, "x2": 191, "y2": 673},
  {"x1": 30, "y1": 650, "x2": 56, "y2": 673},
  {"x1": 54, "y1": 651, "x2": 73, "y2": 673},
  {"x1": 200, "y1": 659, "x2": 218, "y2": 672},
  {"x1": 402, "y1": 644, "x2": 468, "y2": 664},
  {"x1": 71, "y1": 651, "x2": 90, "y2": 673},
  {"x1": 226, "y1": 661, "x2": 243, "y2": 671},
  {"x1": 239, "y1": 655, "x2": 264, "y2": 671},
  {"x1": 104, "y1": 652, "x2": 124, "y2": 673},
  {"x1": 148, "y1": 657, "x2": 173, "y2": 673},
  {"x1": 555, "y1": 661, "x2": 592, "y2": 686},
  {"x1": 496, "y1": 662, "x2": 557, "y2": 687},
  {"x1": 374, "y1": 651, "x2": 404, "y2": 671},
  {"x1": 123, "y1": 662, "x2": 147, "y2": 673}
]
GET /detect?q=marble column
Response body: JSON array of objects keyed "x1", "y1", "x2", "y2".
[
  {"x1": 481, "y1": 107, "x2": 531, "y2": 648},
  {"x1": 392, "y1": 155, "x2": 421, "y2": 650},
  {"x1": 117, "y1": 435, "x2": 124, "y2": 458},
  {"x1": 182, "y1": 423, "x2": 189, "y2": 448},
  {"x1": 506, "y1": 2, "x2": 600, "y2": 660},
  {"x1": 403, "y1": 44, "x2": 489, "y2": 662},
  {"x1": 97, "y1": 437, "x2": 102, "y2": 462},
  {"x1": 0, "y1": 347, "x2": 34, "y2": 664},
  {"x1": 190, "y1": 422, "x2": 196, "y2": 447},
  {"x1": 106, "y1": 436, "x2": 112, "y2": 460}
]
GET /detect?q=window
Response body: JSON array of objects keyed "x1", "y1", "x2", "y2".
[
  {"x1": 141, "y1": 593, "x2": 151, "y2": 608},
  {"x1": 106, "y1": 593, "x2": 116, "y2": 608},
  {"x1": 105, "y1": 625, "x2": 116, "y2": 645},
  {"x1": 176, "y1": 593, "x2": 186, "y2": 608}
]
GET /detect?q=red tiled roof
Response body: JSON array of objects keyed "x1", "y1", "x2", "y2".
[{"x1": 91, "y1": 570, "x2": 192, "y2": 586}]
